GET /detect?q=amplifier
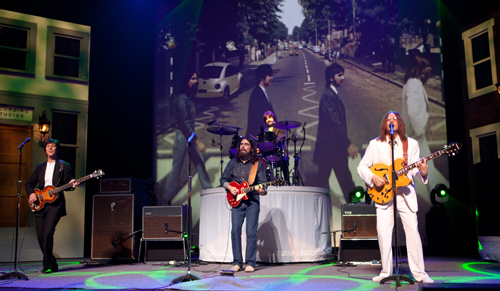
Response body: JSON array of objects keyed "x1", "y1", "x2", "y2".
[
  {"x1": 142, "y1": 206, "x2": 187, "y2": 240},
  {"x1": 342, "y1": 204, "x2": 377, "y2": 239},
  {"x1": 100, "y1": 177, "x2": 147, "y2": 194}
]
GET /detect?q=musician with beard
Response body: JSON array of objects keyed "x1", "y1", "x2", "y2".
[{"x1": 220, "y1": 137, "x2": 267, "y2": 273}]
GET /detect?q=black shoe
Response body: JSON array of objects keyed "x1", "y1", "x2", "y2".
[{"x1": 41, "y1": 269, "x2": 52, "y2": 274}]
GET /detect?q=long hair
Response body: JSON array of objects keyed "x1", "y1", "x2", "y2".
[
  {"x1": 325, "y1": 63, "x2": 344, "y2": 88},
  {"x1": 377, "y1": 111, "x2": 407, "y2": 142},
  {"x1": 262, "y1": 111, "x2": 277, "y2": 123},
  {"x1": 404, "y1": 54, "x2": 430, "y2": 84},
  {"x1": 235, "y1": 137, "x2": 259, "y2": 164}
]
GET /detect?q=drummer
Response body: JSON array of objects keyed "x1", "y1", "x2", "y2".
[
  {"x1": 263, "y1": 111, "x2": 285, "y2": 142},
  {"x1": 262, "y1": 111, "x2": 289, "y2": 183}
]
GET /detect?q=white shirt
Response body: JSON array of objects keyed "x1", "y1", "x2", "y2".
[
  {"x1": 357, "y1": 135, "x2": 427, "y2": 212},
  {"x1": 44, "y1": 161, "x2": 56, "y2": 187}
]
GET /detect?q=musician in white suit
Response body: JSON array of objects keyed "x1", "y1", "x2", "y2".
[{"x1": 357, "y1": 111, "x2": 434, "y2": 284}]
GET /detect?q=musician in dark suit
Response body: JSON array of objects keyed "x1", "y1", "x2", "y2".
[
  {"x1": 245, "y1": 64, "x2": 274, "y2": 139},
  {"x1": 26, "y1": 139, "x2": 78, "y2": 274},
  {"x1": 313, "y1": 63, "x2": 358, "y2": 203}
]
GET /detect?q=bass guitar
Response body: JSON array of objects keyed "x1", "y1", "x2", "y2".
[
  {"x1": 29, "y1": 169, "x2": 105, "y2": 212},
  {"x1": 367, "y1": 142, "x2": 461, "y2": 204},
  {"x1": 226, "y1": 178, "x2": 285, "y2": 207}
]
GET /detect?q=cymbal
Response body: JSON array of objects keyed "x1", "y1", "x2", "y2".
[
  {"x1": 273, "y1": 120, "x2": 302, "y2": 129},
  {"x1": 206, "y1": 126, "x2": 236, "y2": 135}
]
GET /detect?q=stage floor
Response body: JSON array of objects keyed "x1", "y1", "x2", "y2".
[{"x1": 0, "y1": 256, "x2": 499, "y2": 290}]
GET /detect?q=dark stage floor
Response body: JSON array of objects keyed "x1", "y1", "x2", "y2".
[{"x1": 1, "y1": 256, "x2": 500, "y2": 290}]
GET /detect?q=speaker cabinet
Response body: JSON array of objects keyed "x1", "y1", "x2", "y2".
[
  {"x1": 91, "y1": 194, "x2": 148, "y2": 260},
  {"x1": 142, "y1": 206, "x2": 187, "y2": 240},
  {"x1": 340, "y1": 204, "x2": 380, "y2": 262},
  {"x1": 342, "y1": 204, "x2": 377, "y2": 238},
  {"x1": 145, "y1": 241, "x2": 186, "y2": 262}
]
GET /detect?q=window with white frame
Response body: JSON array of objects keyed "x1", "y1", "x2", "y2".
[
  {"x1": 462, "y1": 18, "x2": 497, "y2": 99},
  {"x1": 0, "y1": 17, "x2": 37, "y2": 75},
  {"x1": 469, "y1": 123, "x2": 500, "y2": 164},
  {"x1": 46, "y1": 26, "x2": 90, "y2": 83}
]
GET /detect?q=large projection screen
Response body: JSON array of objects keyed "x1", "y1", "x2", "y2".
[{"x1": 153, "y1": 0, "x2": 447, "y2": 249}]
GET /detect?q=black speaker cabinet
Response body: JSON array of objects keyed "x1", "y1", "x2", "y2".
[
  {"x1": 91, "y1": 194, "x2": 149, "y2": 260},
  {"x1": 340, "y1": 204, "x2": 380, "y2": 262},
  {"x1": 342, "y1": 204, "x2": 377, "y2": 238},
  {"x1": 145, "y1": 241, "x2": 186, "y2": 262},
  {"x1": 142, "y1": 206, "x2": 187, "y2": 240}
]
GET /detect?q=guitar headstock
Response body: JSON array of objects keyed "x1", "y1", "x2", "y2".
[
  {"x1": 91, "y1": 169, "x2": 105, "y2": 179},
  {"x1": 443, "y1": 142, "x2": 462, "y2": 156}
]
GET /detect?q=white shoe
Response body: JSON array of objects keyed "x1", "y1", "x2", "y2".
[
  {"x1": 372, "y1": 275, "x2": 389, "y2": 282},
  {"x1": 230, "y1": 265, "x2": 241, "y2": 272},
  {"x1": 418, "y1": 276, "x2": 434, "y2": 283}
]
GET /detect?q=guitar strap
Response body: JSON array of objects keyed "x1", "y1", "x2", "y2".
[
  {"x1": 403, "y1": 139, "x2": 408, "y2": 166},
  {"x1": 248, "y1": 160, "x2": 259, "y2": 185}
]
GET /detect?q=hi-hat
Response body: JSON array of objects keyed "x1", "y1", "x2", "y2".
[
  {"x1": 206, "y1": 126, "x2": 236, "y2": 135},
  {"x1": 273, "y1": 120, "x2": 301, "y2": 130}
]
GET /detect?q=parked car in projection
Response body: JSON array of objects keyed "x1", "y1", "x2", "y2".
[{"x1": 196, "y1": 63, "x2": 244, "y2": 99}]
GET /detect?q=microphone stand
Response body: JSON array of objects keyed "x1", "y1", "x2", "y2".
[
  {"x1": 380, "y1": 129, "x2": 414, "y2": 286},
  {"x1": 0, "y1": 142, "x2": 29, "y2": 281},
  {"x1": 172, "y1": 135, "x2": 199, "y2": 283}
]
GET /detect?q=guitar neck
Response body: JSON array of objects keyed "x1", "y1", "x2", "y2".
[
  {"x1": 52, "y1": 174, "x2": 93, "y2": 194},
  {"x1": 243, "y1": 181, "x2": 277, "y2": 194},
  {"x1": 397, "y1": 149, "x2": 445, "y2": 177}
]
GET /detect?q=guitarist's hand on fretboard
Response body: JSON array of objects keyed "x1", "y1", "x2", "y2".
[
  {"x1": 255, "y1": 184, "x2": 266, "y2": 196},
  {"x1": 415, "y1": 159, "x2": 428, "y2": 177}
]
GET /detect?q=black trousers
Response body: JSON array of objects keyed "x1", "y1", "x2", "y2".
[{"x1": 35, "y1": 206, "x2": 61, "y2": 270}]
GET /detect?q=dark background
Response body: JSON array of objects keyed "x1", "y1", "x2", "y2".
[{"x1": 1, "y1": 0, "x2": 498, "y2": 258}]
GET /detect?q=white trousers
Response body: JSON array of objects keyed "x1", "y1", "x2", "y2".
[{"x1": 376, "y1": 195, "x2": 429, "y2": 281}]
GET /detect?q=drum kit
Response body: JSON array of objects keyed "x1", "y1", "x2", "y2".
[{"x1": 206, "y1": 120, "x2": 306, "y2": 185}]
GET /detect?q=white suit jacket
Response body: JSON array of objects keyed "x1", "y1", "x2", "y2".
[{"x1": 357, "y1": 136, "x2": 427, "y2": 212}]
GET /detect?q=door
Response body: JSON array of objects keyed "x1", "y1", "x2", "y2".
[{"x1": 0, "y1": 124, "x2": 32, "y2": 227}]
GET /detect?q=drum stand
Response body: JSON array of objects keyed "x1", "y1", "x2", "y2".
[
  {"x1": 291, "y1": 138, "x2": 303, "y2": 186},
  {"x1": 211, "y1": 133, "x2": 225, "y2": 177}
]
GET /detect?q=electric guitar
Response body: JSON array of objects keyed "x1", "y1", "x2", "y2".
[
  {"x1": 29, "y1": 169, "x2": 105, "y2": 212},
  {"x1": 367, "y1": 142, "x2": 461, "y2": 204},
  {"x1": 226, "y1": 178, "x2": 285, "y2": 207}
]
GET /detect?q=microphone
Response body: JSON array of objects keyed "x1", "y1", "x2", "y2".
[
  {"x1": 187, "y1": 132, "x2": 196, "y2": 143},
  {"x1": 164, "y1": 222, "x2": 169, "y2": 236},
  {"x1": 389, "y1": 123, "x2": 394, "y2": 135},
  {"x1": 302, "y1": 122, "x2": 306, "y2": 132},
  {"x1": 18, "y1": 137, "x2": 31, "y2": 149},
  {"x1": 208, "y1": 119, "x2": 216, "y2": 125},
  {"x1": 353, "y1": 222, "x2": 357, "y2": 236}
]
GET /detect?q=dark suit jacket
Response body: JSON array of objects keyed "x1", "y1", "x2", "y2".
[
  {"x1": 314, "y1": 86, "x2": 351, "y2": 163},
  {"x1": 246, "y1": 85, "x2": 275, "y2": 139},
  {"x1": 25, "y1": 160, "x2": 74, "y2": 217}
]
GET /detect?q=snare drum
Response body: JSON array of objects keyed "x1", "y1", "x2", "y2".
[{"x1": 257, "y1": 131, "x2": 277, "y2": 151}]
